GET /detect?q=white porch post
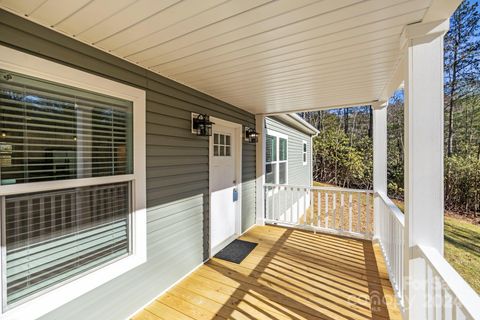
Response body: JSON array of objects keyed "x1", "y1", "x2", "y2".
[
  {"x1": 255, "y1": 115, "x2": 266, "y2": 225},
  {"x1": 402, "y1": 20, "x2": 448, "y2": 318},
  {"x1": 373, "y1": 102, "x2": 388, "y2": 239}
]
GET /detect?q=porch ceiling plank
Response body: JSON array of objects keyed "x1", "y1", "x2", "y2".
[
  {"x1": 228, "y1": 82, "x2": 387, "y2": 104},
  {"x1": 182, "y1": 44, "x2": 400, "y2": 89},
  {"x1": 166, "y1": 29, "x2": 403, "y2": 79},
  {"x1": 199, "y1": 58, "x2": 397, "y2": 96},
  {"x1": 137, "y1": 0, "x2": 365, "y2": 68},
  {"x1": 222, "y1": 78, "x2": 390, "y2": 102},
  {"x1": 114, "y1": 0, "x2": 293, "y2": 58},
  {"x1": 150, "y1": 0, "x2": 428, "y2": 74},
  {"x1": 0, "y1": 0, "x2": 461, "y2": 114}
]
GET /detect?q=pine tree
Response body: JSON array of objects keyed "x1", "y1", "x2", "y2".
[{"x1": 444, "y1": 0, "x2": 480, "y2": 157}]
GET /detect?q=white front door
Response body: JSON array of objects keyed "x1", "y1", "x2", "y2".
[{"x1": 210, "y1": 123, "x2": 239, "y2": 255}]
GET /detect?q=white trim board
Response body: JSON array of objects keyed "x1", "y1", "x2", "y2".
[{"x1": 0, "y1": 45, "x2": 147, "y2": 320}]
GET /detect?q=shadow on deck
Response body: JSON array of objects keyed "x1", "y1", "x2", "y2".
[{"x1": 133, "y1": 225, "x2": 401, "y2": 320}]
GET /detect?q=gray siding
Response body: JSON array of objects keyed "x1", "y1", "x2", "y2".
[
  {"x1": 266, "y1": 117, "x2": 312, "y2": 186},
  {"x1": 0, "y1": 10, "x2": 256, "y2": 320}
]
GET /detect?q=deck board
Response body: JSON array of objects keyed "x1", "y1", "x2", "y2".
[{"x1": 132, "y1": 225, "x2": 401, "y2": 320}]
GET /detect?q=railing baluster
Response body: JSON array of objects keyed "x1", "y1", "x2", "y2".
[
  {"x1": 340, "y1": 192, "x2": 344, "y2": 231},
  {"x1": 365, "y1": 191, "x2": 370, "y2": 235},
  {"x1": 303, "y1": 188, "x2": 307, "y2": 226},
  {"x1": 317, "y1": 191, "x2": 321, "y2": 228},
  {"x1": 332, "y1": 192, "x2": 336, "y2": 230},
  {"x1": 310, "y1": 189, "x2": 314, "y2": 226},
  {"x1": 275, "y1": 186, "x2": 280, "y2": 222},
  {"x1": 266, "y1": 186, "x2": 271, "y2": 220},
  {"x1": 441, "y1": 279, "x2": 446, "y2": 320},
  {"x1": 357, "y1": 192, "x2": 361, "y2": 233},
  {"x1": 290, "y1": 187, "x2": 294, "y2": 224},
  {"x1": 325, "y1": 192, "x2": 329, "y2": 229},
  {"x1": 348, "y1": 193, "x2": 353, "y2": 232},
  {"x1": 295, "y1": 188, "x2": 300, "y2": 224}
]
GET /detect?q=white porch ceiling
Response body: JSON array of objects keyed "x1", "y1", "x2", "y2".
[{"x1": 0, "y1": 0, "x2": 449, "y2": 114}]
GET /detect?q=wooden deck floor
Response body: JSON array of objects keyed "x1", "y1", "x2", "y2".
[{"x1": 133, "y1": 225, "x2": 402, "y2": 320}]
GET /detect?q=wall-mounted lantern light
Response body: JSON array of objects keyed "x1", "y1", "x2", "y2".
[
  {"x1": 192, "y1": 113, "x2": 214, "y2": 136},
  {"x1": 244, "y1": 127, "x2": 259, "y2": 143}
]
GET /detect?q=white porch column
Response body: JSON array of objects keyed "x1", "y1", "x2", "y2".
[
  {"x1": 402, "y1": 20, "x2": 448, "y2": 318},
  {"x1": 255, "y1": 115, "x2": 266, "y2": 225},
  {"x1": 373, "y1": 102, "x2": 388, "y2": 240}
]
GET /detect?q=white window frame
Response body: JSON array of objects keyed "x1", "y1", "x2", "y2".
[
  {"x1": 266, "y1": 129, "x2": 288, "y2": 184},
  {"x1": 0, "y1": 45, "x2": 146, "y2": 320},
  {"x1": 302, "y1": 140, "x2": 308, "y2": 166}
]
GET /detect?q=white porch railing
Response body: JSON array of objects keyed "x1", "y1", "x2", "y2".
[
  {"x1": 412, "y1": 245, "x2": 480, "y2": 320},
  {"x1": 264, "y1": 183, "x2": 373, "y2": 239},
  {"x1": 376, "y1": 191, "x2": 405, "y2": 309}
]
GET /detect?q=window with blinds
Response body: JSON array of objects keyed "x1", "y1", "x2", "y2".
[
  {"x1": 0, "y1": 69, "x2": 133, "y2": 185},
  {"x1": 0, "y1": 69, "x2": 134, "y2": 309}
]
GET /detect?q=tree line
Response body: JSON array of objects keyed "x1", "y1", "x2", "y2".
[{"x1": 300, "y1": 0, "x2": 480, "y2": 215}]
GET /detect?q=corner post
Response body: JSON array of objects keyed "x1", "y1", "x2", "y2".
[
  {"x1": 373, "y1": 101, "x2": 388, "y2": 240},
  {"x1": 255, "y1": 115, "x2": 266, "y2": 226},
  {"x1": 402, "y1": 20, "x2": 448, "y2": 318}
]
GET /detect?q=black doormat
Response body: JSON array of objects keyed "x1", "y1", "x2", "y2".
[{"x1": 214, "y1": 239, "x2": 258, "y2": 264}]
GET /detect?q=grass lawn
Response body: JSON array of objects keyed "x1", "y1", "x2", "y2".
[{"x1": 444, "y1": 215, "x2": 480, "y2": 294}]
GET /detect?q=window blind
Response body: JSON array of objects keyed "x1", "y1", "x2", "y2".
[
  {"x1": 0, "y1": 69, "x2": 133, "y2": 185},
  {"x1": 3, "y1": 182, "x2": 130, "y2": 307}
]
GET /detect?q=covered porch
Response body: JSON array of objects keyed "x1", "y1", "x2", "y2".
[
  {"x1": 133, "y1": 225, "x2": 401, "y2": 320},
  {"x1": 0, "y1": 1, "x2": 479, "y2": 320}
]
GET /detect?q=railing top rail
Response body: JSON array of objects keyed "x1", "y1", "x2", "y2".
[
  {"x1": 416, "y1": 245, "x2": 480, "y2": 320},
  {"x1": 377, "y1": 191, "x2": 405, "y2": 226},
  {"x1": 264, "y1": 183, "x2": 373, "y2": 194}
]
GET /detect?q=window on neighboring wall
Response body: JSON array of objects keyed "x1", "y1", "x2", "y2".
[
  {"x1": 302, "y1": 141, "x2": 308, "y2": 165},
  {"x1": 265, "y1": 131, "x2": 287, "y2": 184},
  {"x1": 0, "y1": 64, "x2": 145, "y2": 314}
]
